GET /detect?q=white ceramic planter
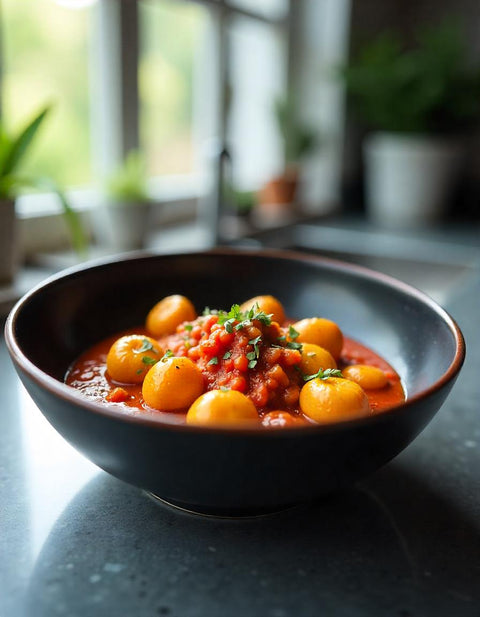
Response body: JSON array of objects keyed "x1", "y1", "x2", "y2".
[
  {"x1": 364, "y1": 133, "x2": 464, "y2": 228},
  {"x1": 0, "y1": 199, "x2": 18, "y2": 284},
  {"x1": 92, "y1": 201, "x2": 152, "y2": 252}
]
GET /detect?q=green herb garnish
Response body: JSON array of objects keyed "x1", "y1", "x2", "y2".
[
  {"x1": 288, "y1": 325, "x2": 300, "y2": 340},
  {"x1": 245, "y1": 334, "x2": 263, "y2": 369},
  {"x1": 208, "y1": 356, "x2": 219, "y2": 366},
  {"x1": 142, "y1": 356, "x2": 158, "y2": 366},
  {"x1": 133, "y1": 338, "x2": 157, "y2": 354},
  {"x1": 216, "y1": 303, "x2": 273, "y2": 334},
  {"x1": 184, "y1": 324, "x2": 193, "y2": 332},
  {"x1": 303, "y1": 368, "x2": 343, "y2": 382},
  {"x1": 223, "y1": 351, "x2": 232, "y2": 360},
  {"x1": 160, "y1": 349, "x2": 174, "y2": 362}
]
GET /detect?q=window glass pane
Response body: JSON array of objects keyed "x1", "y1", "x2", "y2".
[
  {"x1": 1, "y1": 0, "x2": 94, "y2": 188},
  {"x1": 228, "y1": 17, "x2": 287, "y2": 190},
  {"x1": 228, "y1": 0, "x2": 288, "y2": 21},
  {"x1": 139, "y1": 0, "x2": 207, "y2": 176}
]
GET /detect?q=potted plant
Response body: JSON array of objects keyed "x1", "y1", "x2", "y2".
[
  {"x1": 94, "y1": 150, "x2": 152, "y2": 252},
  {"x1": 259, "y1": 94, "x2": 317, "y2": 211},
  {"x1": 341, "y1": 20, "x2": 480, "y2": 227},
  {"x1": 0, "y1": 106, "x2": 87, "y2": 283}
]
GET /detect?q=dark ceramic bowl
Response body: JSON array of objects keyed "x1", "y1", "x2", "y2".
[{"x1": 5, "y1": 249, "x2": 465, "y2": 516}]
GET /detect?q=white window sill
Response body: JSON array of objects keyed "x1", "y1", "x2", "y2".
[{"x1": 17, "y1": 174, "x2": 205, "y2": 258}]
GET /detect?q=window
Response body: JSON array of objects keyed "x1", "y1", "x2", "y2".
[
  {"x1": 228, "y1": 15, "x2": 287, "y2": 190},
  {"x1": 0, "y1": 0, "x2": 295, "y2": 254},
  {"x1": 139, "y1": 0, "x2": 207, "y2": 177},
  {"x1": 1, "y1": 0, "x2": 94, "y2": 187}
]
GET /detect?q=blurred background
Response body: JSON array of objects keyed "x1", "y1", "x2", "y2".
[{"x1": 0, "y1": 0, "x2": 479, "y2": 306}]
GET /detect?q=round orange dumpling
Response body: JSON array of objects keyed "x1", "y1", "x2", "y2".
[
  {"x1": 142, "y1": 356, "x2": 204, "y2": 411},
  {"x1": 299, "y1": 342, "x2": 337, "y2": 376},
  {"x1": 299, "y1": 376, "x2": 370, "y2": 425},
  {"x1": 146, "y1": 294, "x2": 196, "y2": 338},
  {"x1": 239, "y1": 295, "x2": 285, "y2": 325},
  {"x1": 343, "y1": 364, "x2": 388, "y2": 389},
  {"x1": 186, "y1": 389, "x2": 259, "y2": 426},
  {"x1": 106, "y1": 335, "x2": 162, "y2": 384},
  {"x1": 293, "y1": 317, "x2": 344, "y2": 360}
]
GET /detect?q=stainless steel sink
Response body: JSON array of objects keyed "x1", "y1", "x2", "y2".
[{"x1": 236, "y1": 219, "x2": 480, "y2": 305}]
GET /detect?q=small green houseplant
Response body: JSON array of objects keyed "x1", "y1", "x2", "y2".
[
  {"x1": 342, "y1": 20, "x2": 480, "y2": 134},
  {"x1": 95, "y1": 150, "x2": 152, "y2": 251},
  {"x1": 104, "y1": 149, "x2": 150, "y2": 204},
  {"x1": 0, "y1": 106, "x2": 87, "y2": 282},
  {"x1": 260, "y1": 94, "x2": 317, "y2": 208},
  {"x1": 340, "y1": 20, "x2": 480, "y2": 227}
]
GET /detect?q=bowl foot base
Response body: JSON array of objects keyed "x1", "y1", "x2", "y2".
[{"x1": 145, "y1": 492, "x2": 300, "y2": 519}]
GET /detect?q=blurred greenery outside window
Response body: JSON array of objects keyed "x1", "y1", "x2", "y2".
[
  {"x1": 1, "y1": 0, "x2": 93, "y2": 189},
  {"x1": 0, "y1": 0, "x2": 289, "y2": 252}
]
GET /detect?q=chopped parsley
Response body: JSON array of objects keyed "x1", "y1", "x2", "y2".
[
  {"x1": 303, "y1": 367, "x2": 343, "y2": 382},
  {"x1": 142, "y1": 356, "x2": 158, "y2": 366},
  {"x1": 160, "y1": 349, "x2": 174, "y2": 362},
  {"x1": 288, "y1": 325, "x2": 300, "y2": 340},
  {"x1": 276, "y1": 326, "x2": 302, "y2": 351},
  {"x1": 208, "y1": 356, "x2": 219, "y2": 366},
  {"x1": 246, "y1": 334, "x2": 262, "y2": 369},
  {"x1": 213, "y1": 303, "x2": 273, "y2": 334},
  {"x1": 133, "y1": 338, "x2": 157, "y2": 354}
]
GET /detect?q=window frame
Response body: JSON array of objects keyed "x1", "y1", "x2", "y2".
[{"x1": 1, "y1": 0, "x2": 294, "y2": 257}]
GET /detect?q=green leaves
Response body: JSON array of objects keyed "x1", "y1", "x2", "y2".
[
  {"x1": 142, "y1": 356, "x2": 157, "y2": 366},
  {"x1": 216, "y1": 303, "x2": 273, "y2": 334},
  {"x1": 105, "y1": 149, "x2": 149, "y2": 204},
  {"x1": 0, "y1": 106, "x2": 51, "y2": 180},
  {"x1": 303, "y1": 368, "x2": 343, "y2": 382},
  {"x1": 274, "y1": 94, "x2": 318, "y2": 164},
  {"x1": 133, "y1": 338, "x2": 157, "y2": 354},
  {"x1": 0, "y1": 105, "x2": 89, "y2": 257},
  {"x1": 341, "y1": 19, "x2": 480, "y2": 134}
]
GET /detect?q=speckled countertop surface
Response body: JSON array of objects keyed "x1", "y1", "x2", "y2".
[{"x1": 1, "y1": 258, "x2": 479, "y2": 617}]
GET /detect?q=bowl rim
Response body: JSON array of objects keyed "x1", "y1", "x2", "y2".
[{"x1": 4, "y1": 247, "x2": 466, "y2": 437}]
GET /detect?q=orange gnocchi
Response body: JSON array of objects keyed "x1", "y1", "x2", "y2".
[{"x1": 65, "y1": 294, "x2": 405, "y2": 428}]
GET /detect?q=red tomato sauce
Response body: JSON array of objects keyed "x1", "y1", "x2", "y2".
[{"x1": 65, "y1": 314, "x2": 405, "y2": 426}]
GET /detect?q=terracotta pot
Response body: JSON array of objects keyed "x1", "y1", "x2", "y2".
[
  {"x1": 0, "y1": 198, "x2": 18, "y2": 284},
  {"x1": 259, "y1": 169, "x2": 299, "y2": 206}
]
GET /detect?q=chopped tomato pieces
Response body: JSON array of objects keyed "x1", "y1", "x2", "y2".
[{"x1": 106, "y1": 387, "x2": 129, "y2": 403}]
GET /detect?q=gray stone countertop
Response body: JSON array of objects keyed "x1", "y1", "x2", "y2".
[{"x1": 1, "y1": 249, "x2": 479, "y2": 617}]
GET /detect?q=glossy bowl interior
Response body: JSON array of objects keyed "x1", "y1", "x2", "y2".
[{"x1": 5, "y1": 249, "x2": 465, "y2": 516}]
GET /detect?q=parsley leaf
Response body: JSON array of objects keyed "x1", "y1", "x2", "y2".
[
  {"x1": 142, "y1": 356, "x2": 158, "y2": 366},
  {"x1": 133, "y1": 338, "x2": 157, "y2": 354},
  {"x1": 303, "y1": 367, "x2": 343, "y2": 382},
  {"x1": 208, "y1": 356, "x2": 219, "y2": 366},
  {"x1": 160, "y1": 349, "x2": 174, "y2": 362}
]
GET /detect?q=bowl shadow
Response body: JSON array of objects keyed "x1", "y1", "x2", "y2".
[{"x1": 25, "y1": 463, "x2": 480, "y2": 617}]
